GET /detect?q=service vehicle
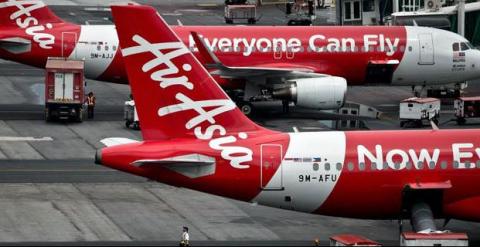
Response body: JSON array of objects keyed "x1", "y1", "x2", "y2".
[
  {"x1": 399, "y1": 97, "x2": 440, "y2": 127},
  {"x1": 454, "y1": 96, "x2": 480, "y2": 125},
  {"x1": 124, "y1": 100, "x2": 140, "y2": 130},
  {"x1": 44, "y1": 57, "x2": 85, "y2": 122}
]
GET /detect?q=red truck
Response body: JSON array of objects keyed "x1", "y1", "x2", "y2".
[{"x1": 44, "y1": 57, "x2": 85, "y2": 122}]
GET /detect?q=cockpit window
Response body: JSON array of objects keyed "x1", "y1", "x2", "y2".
[
  {"x1": 461, "y1": 42, "x2": 469, "y2": 51},
  {"x1": 466, "y1": 42, "x2": 475, "y2": 49},
  {"x1": 453, "y1": 42, "x2": 460, "y2": 52}
]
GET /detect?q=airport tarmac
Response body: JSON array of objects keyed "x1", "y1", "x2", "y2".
[{"x1": 0, "y1": 1, "x2": 480, "y2": 246}]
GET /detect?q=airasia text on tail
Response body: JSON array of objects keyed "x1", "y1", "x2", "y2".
[
  {"x1": 0, "y1": 0, "x2": 55, "y2": 49},
  {"x1": 122, "y1": 34, "x2": 253, "y2": 169}
]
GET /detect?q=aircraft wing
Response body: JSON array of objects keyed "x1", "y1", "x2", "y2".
[{"x1": 191, "y1": 31, "x2": 327, "y2": 80}]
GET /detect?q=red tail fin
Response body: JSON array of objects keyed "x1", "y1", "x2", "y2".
[
  {"x1": 111, "y1": 5, "x2": 265, "y2": 140},
  {"x1": 0, "y1": 0, "x2": 63, "y2": 28}
]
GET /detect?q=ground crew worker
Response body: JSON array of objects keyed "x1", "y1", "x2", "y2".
[
  {"x1": 180, "y1": 226, "x2": 190, "y2": 247},
  {"x1": 85, "y1": 92, "x2": 96, "y2": 119}
]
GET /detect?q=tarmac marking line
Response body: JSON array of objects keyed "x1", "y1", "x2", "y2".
[{"x1": 0, "y1": 137, "x2": 53, "y2": 141}]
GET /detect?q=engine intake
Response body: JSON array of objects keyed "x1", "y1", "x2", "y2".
[{"x1": 272, "y1": 77, "x2": 347, "y2": 110}]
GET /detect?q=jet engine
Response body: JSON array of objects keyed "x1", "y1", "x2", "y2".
[{"x1": 272, "y1": 77, "x2": 347, "y2": 110}]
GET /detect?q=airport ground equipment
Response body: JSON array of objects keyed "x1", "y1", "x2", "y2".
[
  {"x1": 400, "y1": 232, "x2": 468, "y2": 246},
  {"x1": 454, "y1": 96, "x2": 480, "y2": 125},
  {"x1": 399, "y1": 97, "x2": 440, "y2": 127},
  {"x1": 329, "y1": 234, "x2": 382, "y2": 246},
  {"x1": 224, "y1": 1, "x2": 257, "y2": 24},
  {"x1": 124, "y1": 100, "x2": 140, "y2": 130},
  {"x1": 44, "y1": 57, "x2": 85, "y2": 122},
  {"x1": 285, "y1": 0, "x2": 316, "y2": 25}
]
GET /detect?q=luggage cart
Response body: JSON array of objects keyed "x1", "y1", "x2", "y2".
[
  {"x1": 124, "y1": 100, "x2": 140, "y2": 130},
  {"x1": 454, "y1": 96, "x2": 480, "y2": 125},
  {"x1": 225, "y1": 3, "x2": 257, "y2": 24}
]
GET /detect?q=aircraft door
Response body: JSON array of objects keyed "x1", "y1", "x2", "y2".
[
  {"x1": 418, "y1": 33, "x2": 434, "y2": 65},
  {"x1": 261, "y1": 144, "x2": 283, "y2": 190},
  {"x1": 274, "y1": 46, "x2": 282, "y2": 59},
  {"x1": 62, "y1": 32, "x2": 77, "y2": 58}
]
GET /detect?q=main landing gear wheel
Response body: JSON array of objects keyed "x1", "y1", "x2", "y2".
[{"x1": 239, "y1": 102, "x2": 253, "y2": 115}]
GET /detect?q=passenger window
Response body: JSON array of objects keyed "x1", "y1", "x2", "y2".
[
  {"x1": 461, "y1": 42, "x2": 469, "y2": 51},
  {"x1": 313, "y1": 163, "x2": 319, "y2": 171},
  {"x1": 441, "y1": 161, "x2": 447, "y2": 169},
  {"x1": 105, "y1": 46, "x2": 109, "y2": 51},
  {"x1": 406, "y1": 161, "x2": 412, "y2": 170},
  {"x1": 325, "y1": 163, "x2": 331, "y2": 171},
  {"x1": 97, "y1": 45, "x2": 101, "y2": 51},
  {"x1": 453, "y1": 42, "x2": 460, "y2": 52},
  {"x1": 465, "y1": 161, "x2": 472, "y2": 169},
  {"x1": 113, "y1": 45, "x2": 117, "y2": 51},
  {"x1": 428, "y1": 161, "x2": 435, "y2": 170},
  {"x1": 453, "y1": 161, "x2": 459, "y2": 169},
  {"x1": 348, "y1": 162, "x2": 354, "y2": 171},
  {"x1": 371, "y1": 162, "x2": 377, "y2": 171},
  {"x1": 383, "y1": 162, "x2": 388, "y2": 170},
  {"x1": 476, "y1": 160, "x2": 480, "y2": 169},
  {"x1": 359, "y1": 162, "x2": 365, "y2": 171},
  {"x1": 394, "y1": 162, "x2": 400, "y2": 170},
  {"x1": 417, "y1": 161, "x2": 424, "y2": 169},
  {"x1": 336, "y1": 163, "x2": 342, "y2": 171}
]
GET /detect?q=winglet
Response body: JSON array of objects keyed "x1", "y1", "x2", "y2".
[{"x1": 190, "y1": 31, "x2": 223, "y2": 67}]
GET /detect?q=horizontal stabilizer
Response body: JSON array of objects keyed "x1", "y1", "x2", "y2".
[
  {"x1": 100, "y1": 137, "x2": 139, "y2": 147},
  {"x1": 0, "y1": 37, "x2": 31, "y2": 54},
  {"x1": 132, "y1": 154, "x2": 216, "y2": 178}
]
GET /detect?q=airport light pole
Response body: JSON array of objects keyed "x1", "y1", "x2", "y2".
[{"x1": 458, "y1": 0, "x2": 465, "y2": 36}]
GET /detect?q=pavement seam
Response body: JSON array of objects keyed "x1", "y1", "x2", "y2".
[
  {"x1": 143, "y1": 185, "x2": 214, "y2": 241},
  {"x1": 3, "y1": 121, "x2": 47, "y2": 160},
  {"x1": 71, "y1": 183, "x2": 134, "y2": 241}
]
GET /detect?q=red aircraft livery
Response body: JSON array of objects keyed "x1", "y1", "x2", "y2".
[
  {"x1": 95, "y1": 5, "x2": 480, "y2": 232},
  {"x1": 1, "y1": 0, "x2": 480, "y2": 112}
]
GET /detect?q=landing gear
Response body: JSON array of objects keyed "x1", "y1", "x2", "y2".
[
  {"x1": 282, "y1": 100, "x2": 290, "y2": 114},
  {"x1": 411, "y1": 85, "x2": 425, "y2": 97}
]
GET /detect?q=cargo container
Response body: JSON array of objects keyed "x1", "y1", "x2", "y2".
[{"x1": 44, "y1": 57, "x2": 85, "y2": 122}]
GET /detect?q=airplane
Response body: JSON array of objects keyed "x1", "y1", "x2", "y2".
[
  {"x1": 1, "y1": 1, "x2": 480, "y2": 114},
  {"x1": 96, "y1": 4, "x2": 480, "y2": 235}
]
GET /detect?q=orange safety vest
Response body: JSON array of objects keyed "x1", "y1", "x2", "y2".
[{"x1": 87, "y1": 96, "x2": 95, "y2": 106}]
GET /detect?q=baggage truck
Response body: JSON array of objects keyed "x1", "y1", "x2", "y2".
[
  {"x1": 454, "y1": 96, "x2": 480, "y2": 125},
  {"x1": 44, "y1": 57, "x2": 85, "y2": 122},
  {"x1": 399, "y1": 97, "x2": 440, "y2": 127}
]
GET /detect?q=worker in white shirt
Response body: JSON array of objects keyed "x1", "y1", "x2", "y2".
[{"x1": 180, "y1": 226, "x2": 190, "y2": 247}]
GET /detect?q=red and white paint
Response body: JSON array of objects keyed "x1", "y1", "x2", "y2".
[
  {"x1": 93, "y1": 5, "x2": 480, "y2": 223},
  {"x1": 1, "y1": 0, "x2": 480, "y2": 87}
]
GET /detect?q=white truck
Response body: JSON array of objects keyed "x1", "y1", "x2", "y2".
[
  {"x1": 124, "y1": 100, "x2": 140, "y2": 130},
  {"x1": 399, "y1": 97, "x2": 441, "y2": 127}
]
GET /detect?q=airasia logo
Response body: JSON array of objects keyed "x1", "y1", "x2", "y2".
[
  {"x1": 122, "y1": 34, "x2": 253, "y2": 169},
  {"x1": 0, "y1": 0, "x2": 55, "y2": 49}
]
